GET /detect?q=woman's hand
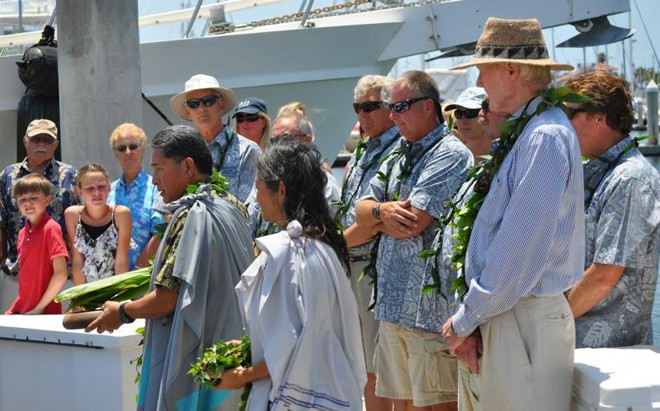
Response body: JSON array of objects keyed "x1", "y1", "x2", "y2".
[{"x1": 215, "y1": 367, "x2": 248, "y2": 390}]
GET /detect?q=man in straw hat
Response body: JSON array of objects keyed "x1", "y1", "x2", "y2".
[
  {"x1": 441, "y1": 18, "x2": 584, "y2": 411},
  {"x1": 170, "y1": 74, "x2": 260, "y2": 203}
]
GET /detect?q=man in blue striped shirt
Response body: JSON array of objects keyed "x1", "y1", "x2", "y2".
[{"x1": 442, "y1": 18, "x2": 584, "y2": 411}]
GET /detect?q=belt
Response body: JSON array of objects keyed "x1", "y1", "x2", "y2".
[{"x1": 350, "y1": 254, "x2": 370, "y2": 263}]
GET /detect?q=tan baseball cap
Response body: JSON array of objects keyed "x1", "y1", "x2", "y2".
[{"x1": 26, "y1": 119, "x2": 58, "y2": 140}]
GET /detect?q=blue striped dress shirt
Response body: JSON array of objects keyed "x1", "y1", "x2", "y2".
[{"x1": 452, "y1": 96, "x2": 585, "y2": 336}]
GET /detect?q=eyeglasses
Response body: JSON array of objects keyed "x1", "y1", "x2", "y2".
[
  {"x1": 387, "y1": 97, "x2": 429, "y2": 114},
  {"x1": 115, "y1": 143, "x2": 141, "y2": 152},
  {"x1": 481, "y1": 100, "x2": 489, "y2": 113},
  {"x1": 353, "y1": 101, "x2": 383, "y2": 114},
  {"x1": 566, "y1": 107, "x2": 586, "y2": 119},
  {"x1": 185, "y1": 95, "x2": 220, "y2": 109},
  {"x1": 29, "y1": 136, "x2": 56, "y2": 145},
  {"x1": 270, "y1": 134, "x2": 306, "y2": 144},
  {"x1": 235, "y1": 113, "x2": 261, "y2": 123},
  {"x1": 454, "y1": 108, "x2": 481, "y2": 119}
]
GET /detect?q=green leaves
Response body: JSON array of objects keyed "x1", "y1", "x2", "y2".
[{"x1": 189, "y1": 336, "x2": 252, "y2": 411}]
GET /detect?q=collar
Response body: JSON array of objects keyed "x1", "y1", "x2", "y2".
[
  {"x1": 365, "y1": 126, "x2": 400, "y2": 150},
  {"x1": 117, "y1": 168, "x2": 148, "y2": 189},
  {"x1": 211, "y1": 125, "x2": 236, "y2": 147},
  {"x1": 592, "y1": 136, "x2": 634, "y2": 165},
  {"x1": 409, "y1": 123, "x2": 448, "y2": 154},
  {"x1": 26, "y1": 213, "x2": 51, "y2": 233},
  {"x1": 19, "y1": 157, "x2": 57, "y2": 175}
]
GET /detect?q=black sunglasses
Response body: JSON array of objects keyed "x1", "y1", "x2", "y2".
[
  {"x1": 387, "y1": 97, "x2": 429, "y2": 114},
  {"x1": 454, "y1": 108, "x2": 481, "y2": 119},
  {"x1": 115, "y1": 143, "x2": 141, "y2": 152},
  {"x1": 566, "y1": 107, "x2": 586, "y2": 119},
  {"x1": 29, "y1": 136, "x2": 56, "y2": 144},
  {"x1": 353, "y1": 101, "x2": 383, "y2": 114},
  {"x1": 185, "y1": 95, "x2": 220, "y2": 109},
  {"x1": 235, "y1": 113, "x2": 261, "y2": 123},
  {"x1": 270, "y1": 134, "x2": 307, "y2": 145},
  {"x1": 481, "y1": 100, "x2": 489, "y2": 113}
]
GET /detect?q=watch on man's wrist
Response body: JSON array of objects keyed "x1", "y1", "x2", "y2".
[
  {"x1": 371, "y1": 203, "x2": 381, "y2": 220},
  {"x1": 118, "y1": 301, "x2": 135, "y2": 324}
]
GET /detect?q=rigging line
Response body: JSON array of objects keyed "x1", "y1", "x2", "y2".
[{"x1": 632, "y1": 0, "x2": 660, "y2": 68}]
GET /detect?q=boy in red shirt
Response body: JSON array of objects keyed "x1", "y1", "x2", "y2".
[{"x1": 5, "y1": 174, "x2": 68, "y2": 314}]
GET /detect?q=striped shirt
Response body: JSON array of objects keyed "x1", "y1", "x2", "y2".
[{"x1": 452, "y1": 96, "x2": 585, "y2": 336}]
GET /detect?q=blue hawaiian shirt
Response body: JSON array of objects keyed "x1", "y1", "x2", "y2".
[
  {"x1": 0, "y1": 158, "x2": 78, "y2": 270},
  {"x1": 108, "y1": 169, "x2": 165, "y2": 270},
  {"x1": 363, "y1": 124, "x2": 471, "y2": 332},
  {"x1": 575, "y1": 137, "x2": 660, "y2": 348},
  {"x1": 208, "y1": 125, "x2": 260, "y2": 203},
  {"x1": 339, "y1": 127, "x2": 400, "y2": 254}
]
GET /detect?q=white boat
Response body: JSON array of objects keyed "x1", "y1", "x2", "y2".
[{"x1": 0, "y1": 0, "x2": 633, "y2": 168}]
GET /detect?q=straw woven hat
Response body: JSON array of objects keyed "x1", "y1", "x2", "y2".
[{"x1": 451, "y1": 18, "x2": 573, "y2": 71}]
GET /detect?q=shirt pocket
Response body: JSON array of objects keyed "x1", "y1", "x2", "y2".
[{"x1": 476, "y1": 175, "x2": 509, "y2": 227}]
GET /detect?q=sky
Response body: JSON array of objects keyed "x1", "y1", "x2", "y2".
[{"x1": 138, "y1": 0, "x2": 659, "y2": 85}]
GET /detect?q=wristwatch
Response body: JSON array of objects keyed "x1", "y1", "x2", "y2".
[
  {"x1": 371, "y1": 203, "x2": 381, "y2": 220},
  {"x1": 118, "y1": 301, "x2": 135, "y2": 324}
]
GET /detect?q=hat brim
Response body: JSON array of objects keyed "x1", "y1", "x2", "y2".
[
  {"x1": 444, "y1": 102, "x2": 482, "y2": 111},
  {"x1": 26, "y1": 129, "x2": 58, "y2": 140},
  {"x1": 450, "y1": 57, "x2": 573, "y2": 71},
  {"x1": 233, "y1": 107, "x2": 261, "y2": 117},
  {"x1": 169, "y1": 86, "x2": 237, "y2": 121}
]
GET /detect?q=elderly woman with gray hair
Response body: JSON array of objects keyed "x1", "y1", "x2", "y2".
[
  {"x1": 216, "y1": 142, "x2": 366, "y2": 411},
  {"x1": 107, "y1": 123, "x2": 164, "y2": 269}
]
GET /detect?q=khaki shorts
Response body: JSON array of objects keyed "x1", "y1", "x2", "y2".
[
  {"x1": 349, "y1": 258, "x2": 379, "y2": 373},
  {"x1": 374, "y1": 321, "x2": 457, "y2": 406}
]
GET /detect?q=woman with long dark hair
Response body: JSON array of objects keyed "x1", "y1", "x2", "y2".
[{"x1": 216, "y1": 142, "x2": 366, "y2": 411}]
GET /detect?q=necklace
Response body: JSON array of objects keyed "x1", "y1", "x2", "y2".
[{"x1": 213, "y1": 128, "x2": 235, "y2": 172}]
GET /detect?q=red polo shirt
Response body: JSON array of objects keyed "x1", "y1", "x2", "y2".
[{"x1": 8, "y1": 214, "x2": 68, "y2": 314}]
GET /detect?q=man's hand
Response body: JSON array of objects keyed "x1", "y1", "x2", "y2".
[
  {"x1": 379, "y1": 199, "x2": 417, "y2": 237},
  {"x1": 442, "y1": 317, "x2": 466, "y2": 353},
  {"x1": 85, "y1": 301, "x2": 122, "y2": 334},
  {"x1": 453, "y1": 330, "x2": 483, "y2": 374}
]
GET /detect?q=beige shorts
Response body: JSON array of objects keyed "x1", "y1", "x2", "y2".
[
  {"x1": 374, "y1": 321, "x2": 457, "y2": 406},
  {"x1": 349, "y1": 258, "x2": 379, "y2": 373}
]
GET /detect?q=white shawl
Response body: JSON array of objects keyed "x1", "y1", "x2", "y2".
[{"x1": 236, "y1": 221, "x2": 366, "y2": 411}]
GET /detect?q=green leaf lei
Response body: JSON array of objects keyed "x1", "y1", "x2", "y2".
[{"x1": 419, "y1": 87, "x2": 589, "y2": 301}]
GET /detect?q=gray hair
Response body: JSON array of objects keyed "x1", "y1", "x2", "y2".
[
  {"x1": 354, "y1": 75, "x2": 394, "y2": 102},
  {"x1": 395, "y1": 70, "x2": 443, "y2": 122}
]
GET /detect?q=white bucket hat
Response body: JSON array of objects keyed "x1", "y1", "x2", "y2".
[{"x1": 169, "y1": 74, "x2": 237, "y2": 121}]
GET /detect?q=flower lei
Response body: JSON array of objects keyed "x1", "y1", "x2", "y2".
[{"x1": 419, "y1": 86, "x2": 589, "y2": 301}]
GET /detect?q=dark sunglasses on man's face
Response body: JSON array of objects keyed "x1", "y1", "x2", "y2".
[
  {"x1": 115, "y1": 143, "x2": 141, "y2": 152},
  {"x1": 353, "y1": 101, "x2": 383, "y2": 114},
  {"x1": 387, "y1": 97, "x2": 429, "y2": 114},
  {"x1": 454, "y1": 108, "x2": 481, "y2": 119},
  {"x1": 185, "y1": 95, "x2": 220, "y2": 109},
  {"x1": 235, "y1": 113, "x2": 261, "y2": 123},
  {"x1": 481, "y1": 100, "x2": 489, "y2": 113},
  {"x1": 29, "y1": 136, "x2": 56, "y2": 145}
]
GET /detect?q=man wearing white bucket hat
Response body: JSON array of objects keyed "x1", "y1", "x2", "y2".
[
  {"x1": 170, "y1": 74, "x2": 260, "y2": 203},
  {"x1": 440, "y1": 18, "x2": 584, "y2": 411}
]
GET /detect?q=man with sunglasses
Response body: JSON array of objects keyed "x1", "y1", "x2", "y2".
[
  {"x1": 0, "y1": 119, "x2": 78, "y2": 312},
  {"x1": 355, "y1": 70, "x2": 471, "y2": 411},
  {"x1": 341, "y1": 75, "x2": 400, "y2": 411},
  {"x1": 170, "y1": 74, "x2": 260, "y2": 203},
  {"x1": 565, "y1": 72, "x2": 660, "y2": 349},
  {"x1": 445, "y1": 87, "x2": 491, "y2": 163}
]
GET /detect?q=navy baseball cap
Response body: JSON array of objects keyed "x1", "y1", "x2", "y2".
[{"x1": 233, "y1": 97, "x2": 268, "y2": 117}]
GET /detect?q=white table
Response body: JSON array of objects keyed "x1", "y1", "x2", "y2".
[{"x1": 0, "y1": 314, "x2": 144, "y2": 411}]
